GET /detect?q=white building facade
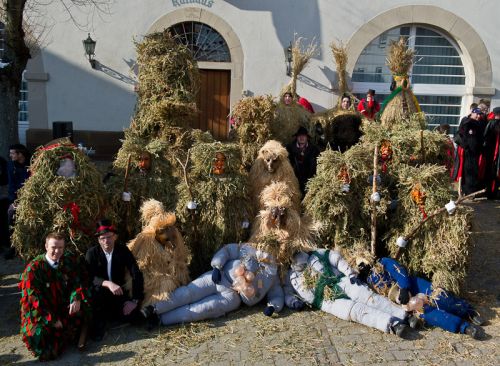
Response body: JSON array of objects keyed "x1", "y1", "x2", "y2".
[{"x1": 15, "y1": 1, "x2": 500, "y2": 153}]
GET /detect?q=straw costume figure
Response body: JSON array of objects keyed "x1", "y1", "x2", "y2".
[
  {"x1": 108, "y1": 30, "x2": 204, "y2": 239},
  {"x1": 312, "y1": 41, "x2": 363, "y2": 152},
  {"x1": 229, "y1": 95, "x2": 276, "y2": 170},
  {"x1": 127, "y1": 199, "x2": 190, "y2": 307},
  {"x1": 273, "y1": 37, "x2": 317, "y2": 145},
  {"x1": 357, "y1": 256, "x2": 485, "y2": 339},
  {"x1": 249, "y1": 181, "x2": 315, "y2": 270},
  {"x1": 175, "y1": 141, "x2": 251, "y2": 277},
  {"x1": 141, "y1": 182, "x2": 313, "y2": 326},
  {"x1": 379, "y1": 37, "x2": 422, "y2": 128},
  {"x1": 288, "y1": 249, "x2": 411, "y2": 337},
  {"x1": 248, "y1": 140, "x2": 302, "y2": 214},
  {"x1": 12, "y1": 139, "x2": 112, "y2": 259}
]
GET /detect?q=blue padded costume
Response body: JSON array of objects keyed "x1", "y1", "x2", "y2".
[
  {"x1": 154, "y1": 243, "x2": 284, "y2": 325},
  {"x1": 368, "y1": 257, "x2": 475, "y2": 334}
]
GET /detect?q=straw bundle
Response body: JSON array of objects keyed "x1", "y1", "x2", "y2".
[
  {"x1": 380, "y1": 37, "x2": 421, "y2": 128},
  {"x1": 12, "y1": 141, "x2": 113, "y2": 259},
  {"x1": 272, "y1": 102, "x2": 313, "y2": 145},
  {"x1": 175, "y1": 141, "x2": 251, "y2": 277},
  {"x1": 330, "y1": 40, "x2": 348, "y2": 96},
  {"x1": 282, "y1": 37, "x2": 319, "y2": 98},
  {"x1": 230, "y1": 95, "x2": 276, "y2": 169}
]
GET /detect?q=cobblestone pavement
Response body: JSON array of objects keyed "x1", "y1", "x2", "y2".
[{"x1": 0, "y1": 200, "x2": 498, "y2": 365}]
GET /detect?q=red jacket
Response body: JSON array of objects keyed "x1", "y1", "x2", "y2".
[{"x1": 357, "y1": 98, "x2": 380, "y2": 119}]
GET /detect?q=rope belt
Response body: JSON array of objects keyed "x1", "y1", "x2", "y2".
[{"x1": 311, "y1": 250, "x2": 349, "y2": 309}]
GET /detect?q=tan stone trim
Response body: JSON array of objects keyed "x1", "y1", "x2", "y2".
[
  {"x1": 345, "y1": 5, "x2": 492, "y2": 93},
  {"x1": 147, "y1": 7, "x2": 244, "y2": 109}
]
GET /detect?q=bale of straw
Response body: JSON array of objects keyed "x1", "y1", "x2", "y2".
[
  {"x1": 12, "y1": 142, "x2": 114, "y2": 259},
  {"x1": 273, "y1": 102, "x2": 313, "y2": 145},
  {"x1": 175, "y1": 141, "x2": 251, "y2": 277}
]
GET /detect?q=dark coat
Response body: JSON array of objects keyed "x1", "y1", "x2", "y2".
[
  {"x1": 453, "y1": 117, "x2": 485, "y2": 195},
  {"x1": 85, "y1": 243, "x2": 144, "y2": 301},
  {"x1": 286, "y1": 141, "x2": 320, "y2": 194},
  {"x1": 7, "y1": 160, "x2": 29, "y2": 203},
  {"x1": 483, "y1": 119, "x2": 500, "y2": 199}
]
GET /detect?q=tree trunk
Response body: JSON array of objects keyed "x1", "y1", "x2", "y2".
[{"x1": 0, "y1": 0, "x2": 30, "y2": 155}]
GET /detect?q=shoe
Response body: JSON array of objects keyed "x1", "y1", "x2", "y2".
[
  {"x1": 141, "y1": 305, "x2": 160, "y2": 330},
  {"x1": 391, "y1": 322, "x2": 411, "y2": 339},
  {"x1": 408, "y1": 314, "x2": 421, "y2": 329},
  {"x1": 469, "y1": 310, "x2": 485, "y2": 326},
  {"x1": 464, "y1": 324, "x2": 483, "y2": 340}
]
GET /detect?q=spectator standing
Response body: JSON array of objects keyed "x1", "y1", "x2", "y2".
[
  {"x1": 286, "y1": 126, "x2": 320, "y2": 195},
  {"x1": 453, "y1": 108, "x2": 485, "y2": 195},
  {"x1": 357, "y1": 89, "x2": 380, "y2": 120},
  {"x1": 482, "y1": 107, "x2": 500, "y2": 199},
  {"x1": 5, "y1": 144, "x2": 30, "y2": 259}
]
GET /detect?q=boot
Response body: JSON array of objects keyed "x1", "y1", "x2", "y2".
[
  {"x1": 464, "y1": 324, "x2": 483, "y2": 340},
  {"x1": 141, "y1": 305, "x2": 160, "y2": 330},
  {"x1": 408, "y1": 314, "x2": 421, "y2": 329},
  {"x1": 391, "y1": 321, "x2": 411, "y2": 339},
  {"x1": 468, "y1": 310, "x2": 485, "y2": 326}
]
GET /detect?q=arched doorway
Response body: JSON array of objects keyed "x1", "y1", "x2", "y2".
[
  {"x1": 169, "y1": 21, "x2": 231, "y2": 140},
  {"x1": 147, "y1": 9, "x2": 244, "y2": 141}
]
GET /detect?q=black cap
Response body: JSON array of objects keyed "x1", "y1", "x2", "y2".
[
  {"x1": 492, "y1": 106, "x2": 500, "y2": 115},
  {"x1": 293, "y1": 126, "x2": 310, "y2": 137},
  {"x1": 367, "y1": 89, "x2": 376, "y2": 96},
  {"x1": 95, "y1": 219, "x2": 117, "y2": 237}
]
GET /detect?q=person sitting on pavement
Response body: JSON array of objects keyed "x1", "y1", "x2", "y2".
[
  {"x1": 357, "y1": 256, "x2": 485, "y2": 339},
  {"x1": 85, "y1": 220, "x2": 144, "y2": 341},
  {"x1": 19, "y1": 232, "x2": 90, "y2": 360}
]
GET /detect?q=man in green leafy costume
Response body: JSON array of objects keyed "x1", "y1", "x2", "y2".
[{"x1": 19, "y1": 232, "x2": 90, "y2": 360}]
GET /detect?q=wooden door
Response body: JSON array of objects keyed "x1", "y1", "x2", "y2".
[{"x1": 195, "y1": 69, "x2": 231, "y2": 140}]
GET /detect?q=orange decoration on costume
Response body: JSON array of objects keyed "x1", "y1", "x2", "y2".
[
  {"x1": 411, "y1": 183, "x2": 427, "y2": 219},
  {"x1": 338, "y1": 165, "x2": 351, "y2": 184},
  {"x1": 380, "y1": 140, "x2": 393, "y2": 173},
  {"x1": 213, "y1": 152, "x2": 226, "y2": 175}
]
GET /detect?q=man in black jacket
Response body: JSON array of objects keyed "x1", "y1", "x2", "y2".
[
  {"x1": 286, "y1": 126, "x2": 320, "y2": 196},
  {"x1": 86, "y1": 220, "x2": 144, "y2": 340}
]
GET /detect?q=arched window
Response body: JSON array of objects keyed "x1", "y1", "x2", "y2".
[
  {"x1": 352, "y1": 26, "x2": 465, "y2": 132},
  {"x1": 169, "y1": 21, "x2": 231, "y2": 62}
]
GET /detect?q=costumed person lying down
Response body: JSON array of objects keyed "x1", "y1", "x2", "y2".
[
  {"x1": 357, "y1": 256, "x2": 485, "y2": 339},
  {"x1": 140, "y1": 181, "x2": 314, "y2": 326},
  {"x1": 288, "y1": 249, "x2": 412, "y2": 338}
]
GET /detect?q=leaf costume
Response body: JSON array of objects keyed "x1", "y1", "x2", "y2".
[{"x1": 19, "y1": 251, "x2": 90, "y2": 361}]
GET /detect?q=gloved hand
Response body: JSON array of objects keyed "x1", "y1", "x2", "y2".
[
  {"x1": 263, "y1": 305, "x2": 275, "y2": 317},
  {"x1": 349, "y1": 275, "x2": 363, "y2": 286},
  {"x1": 398, "y1": 287, "x2": 410, "y2": 305},
  {"x1": 211, "y1": 268, "x2": 222, "y2": 284},
  {"x1": 289, "y1": 298, "x2": 305, "y2": 311}
]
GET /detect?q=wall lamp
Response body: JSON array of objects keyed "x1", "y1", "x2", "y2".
[
  {"x1": 82, "y1": 33, "x2": 97, "y2": 69},
  {"x1": 284, "y1": 41, "x2": 292, "y2": 76}
]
